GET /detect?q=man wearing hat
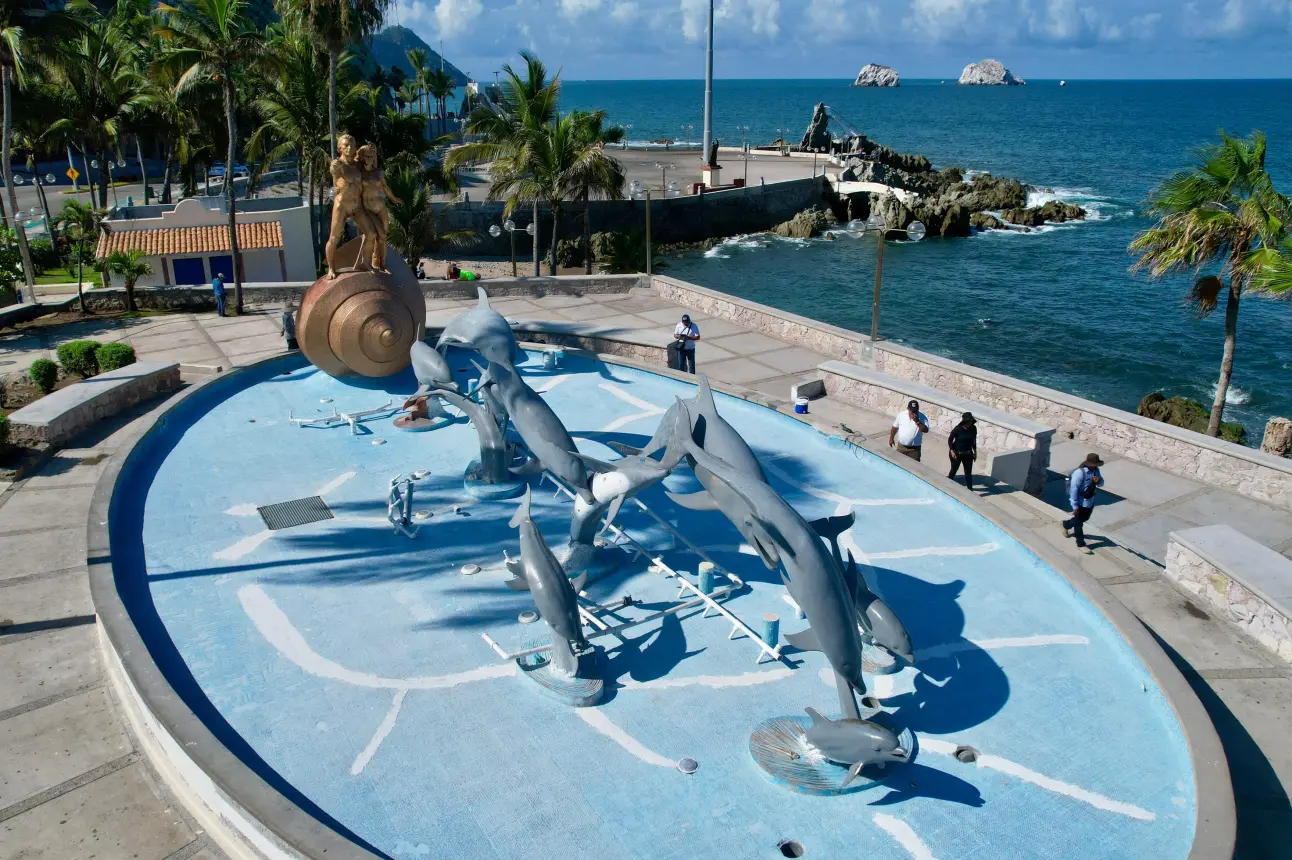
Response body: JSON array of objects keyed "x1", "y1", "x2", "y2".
[
  {"x1": 888, "y1": 399, "x2": 929, "y2": 462},
  {"x1": 673, "y1": 313, "x2": 700, "y2": 374},
  {"x1": 1063, "y1": 453, "x2": 1105, "y2": 554},
  {"x1": 947, "y1": 412, "x2": 978, "y2": 490}
]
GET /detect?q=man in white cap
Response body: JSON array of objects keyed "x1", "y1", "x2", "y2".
[
  {"x1": 673, "y1": 313, "x2": 700, "y2": 374},
  {"x1": 888, "y1": 399, "x2": 929, "y2": 462}
]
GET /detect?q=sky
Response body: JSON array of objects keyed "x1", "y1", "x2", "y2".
[{"x1": 386, "y1": 0, "x2": 1292, "y2": 81}]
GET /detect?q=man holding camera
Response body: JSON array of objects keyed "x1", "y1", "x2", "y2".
[
  {"x1": 1062, "y1": 453, "x2": 1105, "y2": 554},
  {"x1": 673, "y1": 313, "x2": 700, "y2": 374},
  {"x1": 888, "y1": 399, "x2": 929, "y2": 462}
]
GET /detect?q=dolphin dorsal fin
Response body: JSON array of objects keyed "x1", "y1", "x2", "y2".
[
  {"x1": 477, "y1": 286, "x2": 490, "y2": 308},
  {"x1": 804, "y1": 706, "x2": 827, "y2": 727},
  {"x1": 571, "y1": 451, "x2": 617, "y2": 474},
  {"x1": 509, "y1": 486, "x2": 531, "y2": 529},
  {"x1": 696, "y1": 374, "x2": 717, "y2": 416},
  {"x1": 569, "y1": 570, "x2": 588, "y2": 593},
  {"x1": 842, "y1": 549, "x2": 861, "y2": 604}
]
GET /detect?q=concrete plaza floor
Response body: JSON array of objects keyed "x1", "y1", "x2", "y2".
[{"x1": 2, "y1": 290, "x2": 1290, "y2": 857}]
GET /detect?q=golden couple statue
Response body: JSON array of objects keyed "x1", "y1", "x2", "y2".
[{"x1": 325, "y1": 133, "x2": 402, "y2": 278}]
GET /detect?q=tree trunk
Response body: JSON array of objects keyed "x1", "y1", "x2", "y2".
[
  {"x1": 295, "y1": 149, "x2": 304, "y2": 197},
  {"x1": 136, "y1": 135, "x2": 149, "y2": 204},
  {"x1": 583, "y1": 191, "x2": 592, "y2": 275},
  {"x1": 78, "y1": 141, "x2": 96, "y2": 206},
  {"x1": 328, "y1": 47, "x2": 339, "y2": 159},
  {"x1": 34, "y1": 176, "x2": 51, "y2": 233},
  {"x1": 97, "y1": 149, "x2": 108, "y2": 208},
  {"x1": 161, "y1": 138, "x2": 174, "y2": 204},
  {"x1": 1207, "y1": 282, "x2": 1240, "y2": 437},
  {"x1": 2, "y1": 68, "x2": 36, "y2": 303},
  {"x1": 223, "y1": 78, "x2": 243, "y2": 314},
  {"x1": 532, "y1": 197, "x2": 540, "y2": 277},
  {"x1": 75, "y1": 238, "x2": 86, "y2": 313},
  {"x1": 549, "y1": 203, "x2": 559, "y2": 277},
  {"x1": 124, "y1": 281, "x2": 137, "y2": 313}
]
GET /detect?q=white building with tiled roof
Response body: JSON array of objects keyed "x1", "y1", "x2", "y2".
[{"x1": 96, "y1": 197, "x2": 316, "y2": 288}]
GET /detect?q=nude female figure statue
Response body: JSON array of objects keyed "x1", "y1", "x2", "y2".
[
  {"x1": 325, "y1": 134, "x2": 379, "y2": 279},
  {"x1": 356, "y1": 143, "x2": 403, "y2": 273}
]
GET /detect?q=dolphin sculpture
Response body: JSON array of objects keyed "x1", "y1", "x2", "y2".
[
  {"x1": 410, "y1": 338, "x2": 458, "y2": 395},
  {"x1": 504, "y1": 487, "x2": 590, "y2": 677},
  {"x1": 676, "y1": 414, "x2": 867, "y2": 698},
  {"x1": 437, "y1": 286, "x2": 518, "y2": 370},
  {"x1": 476, "y1": 360, "x2": 593, "y2": 502},
  {"x1": 815, "y1": 516, "x2": 915, "y2": 664},
  {"x1": 803, "y1": 707, "x2": 908, "y2": 788}
]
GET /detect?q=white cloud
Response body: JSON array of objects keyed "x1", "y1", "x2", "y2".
[
  {"x1": 681, "y1": 0, "x2": 780, "y2": 41},
  {"x1": 680, "y1": 0, "x2": 708, "y2": 41},
  {"x1": 434, "y1": 0, "x2": 483, "y2": 36},
  {"x1": 561, "y1": 0, "x2": 603, "y2": 17},
  {"x1": 806, "y1": 0, "x2": 879, "y2": 42},
  {"x1": 906, "y1": 0, "x2": 999, "y2": 41},
  {"x1": 611, "y1": 1, "x2": 640, "y2": 21}
]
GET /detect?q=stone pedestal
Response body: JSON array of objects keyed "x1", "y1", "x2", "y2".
[
  {"x1": 701, "y1": 165, "x2": 722, "y2": 188},
  {"x1": 1261, "y1": 417, "x2": 1292, "y2": 458}
]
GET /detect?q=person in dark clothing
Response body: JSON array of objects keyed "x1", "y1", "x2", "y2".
[
  {"x1": 947, "y1": 412, "x2": 978, "y2": 490},
  {"x1": 1062, "y1": 453, "x2": 1105, "y2": 554},
  {"x1": 281, "y1": 301, "x2": 298, "y2": 351}
]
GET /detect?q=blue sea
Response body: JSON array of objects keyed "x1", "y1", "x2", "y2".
[{"x1": 561, "y1": 79, "x2": 1292, "y2": 439}]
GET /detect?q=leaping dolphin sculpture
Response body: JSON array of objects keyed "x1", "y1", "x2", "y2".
[
  {"x1": 504, "y1": 487, "x2": 589, "y2": 677},
  {"x1": 676, "y1": 411, "x2": 867, "y2": 699},
  {"x1": 410, "y1": 338, "x2": 458, "y2": 395},
  {"x1": 815, "y1": 515, "x2": 915, "y2": 664},
  {"x1": 476, "y1": 360, "x2": 593, "y2": 503},
  {"x1": 803, "y1": 707, "x2": 908, "y2": 788},
  {"x1": 437, "y1": 287, "x2": 518, "y2": 370}
]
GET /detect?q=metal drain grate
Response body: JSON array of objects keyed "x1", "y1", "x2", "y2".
[{"x1": 258, "y1": 496, "x2": 334, "y2": 530}]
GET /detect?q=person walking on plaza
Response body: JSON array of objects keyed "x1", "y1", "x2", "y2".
[
  {"x1": 1062, "y1": 453, "x2": 1105, "y2": 554},
  {"x1": 281, "y1": 301, "x2": 298, "y2": 351},
  {"x1": 947, "y1": 412, "x2": 978, "y2": 490},
  {"x1": 673, "y1": 313, "x2": 700, "y2": 374},
  {"x1": 212, "y1": 272, "x2": 226, "y2": 317},
  {"x1": 889, "y1": 399, "x2": 929, "y2": 461}
]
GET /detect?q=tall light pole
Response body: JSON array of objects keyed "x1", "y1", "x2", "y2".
[
  {"x1": 701, "y1": 0, "x2": 714, "y2": 167},
  {"x1": 863, "y1": 212, "x2": 926, "y2": 344}
]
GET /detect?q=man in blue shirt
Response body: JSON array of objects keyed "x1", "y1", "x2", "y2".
[
  {"x1": 1062, "y1": 453, "x2": 1104, "y2": 554},
  {"x1": 212, "y1": 272, "x2": 226, "y2": 317}
]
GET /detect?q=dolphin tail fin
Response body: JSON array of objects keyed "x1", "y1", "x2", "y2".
[
  {"x1": 785, "y1": 627, "x2": 822, "y2": 653},
  {"x1": 476, "y1": 285, "x2": 490, "y2": 308},
  {"x1": 569, "y1": 570, "x2": 588, "y2": 593},
  {"x1": 509, "y1": 486, "x2": 532, "y2": 529},
  {"x1": 840, "y1": 761, "x2": 865, "y2": 789},
  {"x1": 809, "y1": 512, "x2": 855, "y2": 542},
  {"x1": 503, "y1": 576, "x2": 530, "y2": 591},
  {"x1": 696, "y1": 373, "x2": 717, "y2": 416},
  {"x1": 504, "y1": 553, "x2": 524, "y2": 577},
  {"x1": 606, "y1": 441, "x2": 645, "y2": 457},
  {"x1": 666, "y1": 489, "x2": 719, "y2": 511},
  {"x1": 657, "y1": 405, "x2": 690, "y2": 472},
  {"x1": 600, "y1": 494, "x2": 625, "y2": 536},
  {"x1": 804, "y1": 706, "x2": 827, "y2": 727}
]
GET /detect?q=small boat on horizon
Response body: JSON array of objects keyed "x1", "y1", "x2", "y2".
[{"x1": 1060, "y1": 80, "x2": 1067, "y2": 86}]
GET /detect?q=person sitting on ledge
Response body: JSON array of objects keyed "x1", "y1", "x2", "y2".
[{"x1": 445, "y1": 263, "x2": 479, "y2": 281}]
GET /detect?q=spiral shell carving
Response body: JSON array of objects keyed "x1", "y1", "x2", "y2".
[{"x1": 297, "y1": 240, "x2": 424, "y2": 378}]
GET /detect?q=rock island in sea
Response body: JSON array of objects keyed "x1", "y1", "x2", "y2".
[
  {"x1": 853, "y1": 64, "x2": 900, "y2": 87},
  {"x1": 958, "y1": 59, "x2": 1026, "y2": 86}
]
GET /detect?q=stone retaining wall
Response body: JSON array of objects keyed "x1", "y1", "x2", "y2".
[
  {"x1": 1165, "y1": 527, "x2": 1292, "y2": 664},
  {"x1": 875, "y1": 341, "x2": 1292, "y2": 510},
  {"x1": 7, "y1": 361, "x2": 181, "y2": 446}
]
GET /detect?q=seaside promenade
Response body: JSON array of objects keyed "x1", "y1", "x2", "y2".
[{"x1": 2, "y1": 281, "x2": 1289, "y2": 857}]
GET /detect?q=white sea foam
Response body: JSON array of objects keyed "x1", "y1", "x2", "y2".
[{"x1": 1211, "y1": 382, "x2": 1252, "y2": 406}]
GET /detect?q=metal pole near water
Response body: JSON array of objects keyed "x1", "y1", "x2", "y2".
[{"x1": 701, "y1": 0, "x2": 714, "y2": 168}]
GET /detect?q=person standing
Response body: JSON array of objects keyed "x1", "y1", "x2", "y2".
[
  {"x1": 673, "y1": 313, "x2": 700, "y2": 374},
  {"x1": 888, "y1": 399, "x2": 929, "y2": 461},
  {"x1": 1062, "y1": 453, "x2": 1105, "y2": 554},
  {"x1": 212, "y1": 272, "x2": 226, "y2": 317},
  {"x1": 281, "y1": 301, "x2": 298, "y2": 351},
  {"x1": 947, "y1": 412, "x2": 978, "y2": 489}
]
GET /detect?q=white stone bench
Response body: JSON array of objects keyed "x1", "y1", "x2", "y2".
[
  {"x1": 6, "y1": 361, "x2": 181, "y2": 447},
  {"x1": 819, "y1": 360, "x2": 1056, "y2": 495},
  {"x1": 1165, "y1": 525, "x2": 1292, "y2": 664}
]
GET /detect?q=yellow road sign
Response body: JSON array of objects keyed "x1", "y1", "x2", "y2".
[{"x1": 66, "y1": 167, "x2": 79, "y2": 182}]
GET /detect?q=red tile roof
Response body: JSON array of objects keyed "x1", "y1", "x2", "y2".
[{"x1": 96, "y1": 221, "x2": 283, "y2": 258}]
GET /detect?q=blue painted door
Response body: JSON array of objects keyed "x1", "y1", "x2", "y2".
[
  {"x1": 207, "y1": 255, "x2": 234, "y2": 282},
  {"x1": 172, "y1": 257, "x2": 206, "y2": 285}
]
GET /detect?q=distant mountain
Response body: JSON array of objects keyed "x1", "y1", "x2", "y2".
[{"x1": 360, "y1": 26, "x2": 469, "y2": 87}]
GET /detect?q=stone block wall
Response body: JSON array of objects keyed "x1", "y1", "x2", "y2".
[
  {"x1": 876, "y1": 343, "x2": 1292, "y2": 510},
  {"x1": 514, "y1": 331, "x2": 666, "y2": 365},
  {"x1": 8, "y1": 362, "x2": 181, "y2": 447},
  {"x1": 1165, "y1": 539, "x2": 1292, "y2": 664}
]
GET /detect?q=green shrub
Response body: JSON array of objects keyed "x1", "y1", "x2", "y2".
[
  {"x1": 27, "y1": 238, "x2": 60, "y2": 274},
  {"x1": 28, "y1": 358, "x2": 58, "y2": 393},
  {"x1": 95, "y1": 342, "x2": 136, "y2": 372},
  {"x1": 56, "y1": 340, "x2": 101, "y2": 378}
]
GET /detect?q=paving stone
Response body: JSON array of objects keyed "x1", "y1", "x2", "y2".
[
  {"x1": 696, "y1": 357, "x2": 783, "y2": 386},
  {"x1": 601, "y1": 295, "x2": 677, "y2": 314},
  {"x1": 0, "y1": 529, "x2": 86, "y2": 582},
  {"x1": 755, "y1": 347, "x2": 828, "y2": 375},
  {"x1": 20, "y1": 451, "x2": 111, "y2": 491},
  {"x1": 982, "y1": 493, "x2": 1042, "y2": 526},
  {"x1": 706, "y1": 331, "x2": 791, "y2": 355},
  {"x1": 0, "y1": 762, "x2": 195, "y2": 860},
  {"x1": 1104, "y1": 579, "x2": 1279, "y2": 671},
  {"x1": 681, "y1": 316, "x2": 747, "y2": 339},
  {"x1": 0, "y1": 490, "x2": 93, "y2": 539},
  {"x1": 125, "y1": 328, "x2": 211, "y2": 350},
  {"x1": 635, "y1": 307, "x2": 695, "y2": 326},
  {"x1": 1202, "y1": 677, "x2": 1292, "y2": 792},
  {"x1": 130, "y1": 344, "x2": 224, "y2": 366},
  {"x1": 0, "y1": 625, "x2": 101, "y2": 712},
  {"x1": 0, "y1": 687, "x2": 132, "y2": 808},
  {"x1": 1105, "y1": 511, "x2": 1197, "y2": 564},
  {"x1": 1048, "y1": 440, "x2": 1119, "y2": 473},
  {"x1": 220, "y1": 334, "x2": 285, "y2": 358},
  {"x1": 1096, "y1": 457, "x2": 1203, "y2": 507},
  {"x1": 1167, "y1": 491, "x2": 1292, "y2": 549},
  {"x1": 531, "y1": 294, "x2": 591, "y2": 309},
  {"x1": 571, "y1": 313, "x2": 652, "y2": 333},
  {"x1": 0, "y1": 567, "x2": 92, "y2": 628},
  {"x1": 557, "y1": 302, "x2": 634, "y2": 322}
]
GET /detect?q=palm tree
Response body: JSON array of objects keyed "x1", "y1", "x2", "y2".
[
  {"x1": 405, "y1": 46, "x2": 427, "y2": 115},
  {"x1": 383, "y1": 156, "x2": 469, "y2": 263},
  {"x1": 277, "y1": 0, "x2": 390, "y2": 158},
  {"x1": 567, "y1": 110, "x2": 624, "y2": 274},
  {"x1": 425, "y1": 67, "x2": 454, "y2": 137},
  {"x1": 57, "y1": 200, "x2": 108, "y2": 313},
  {"x1": 155, "y1": 0, "x2": 271, "y2": 314},
  {"x1": 1, "y1": 3, "x2": 42, "y2": 301},
  {"x1": 1130, "y1": 131, "x2": 1292, "y2": 437},
  {"x1": 99, "y1": 249, "x2": 152, "y2": 312}
]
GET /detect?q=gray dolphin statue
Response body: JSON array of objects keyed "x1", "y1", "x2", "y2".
[
  {"x1": 410, "y1": 338, "x2": 457, "y2": 395},
  {"x1": 815, "y1": 517, "x2": 915, "y2": 664},
  {"x1": 676, "y1": 414, "x2": 867, "y2": 698},
  {"x1": 476, "y1": 360, "x2": 593, "y2": 502},
  {"x1": 504, "y1": 487, "x2": 590, "y2": 677},
  {"x1": 437, "y1": 286, "x2": 518, "y2": 370},
  {"x1": 803, "y1": 707, "x2": 909, "y2": 788}
]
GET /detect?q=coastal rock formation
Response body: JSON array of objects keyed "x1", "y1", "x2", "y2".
[
  {"x1": 1001, "y1": 201, "x2": 1086, "y2": 227},
  {"x1": 853, "y1": 64, "x2": 899, "y2": 87},
  {"x1": 773, "y1": 206, "x2": 837, "y2": 239},
  {"x1": 799, "y1": 103, "x2": 832, "y2": 152},
  {"x1": 944, "y1": 174, "x2": 1030, "y2": 212},
  {"x1": 970, "y1": 212, "x2": 1004, "y2": 231},
  {"x1": 869, "y1": 192, "x2": 971, "y2": 239},
  {"x1": 1262, "y1": 417, "x2": 1292, "y2": 458},
  {"x1": 1138, "y1": 392, "x2": 1246, "y2": 444},
  {"x1": 958, "y1": 59, "x2": 1025, "y2": 86}
]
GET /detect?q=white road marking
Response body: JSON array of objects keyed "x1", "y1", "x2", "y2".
[
  {"x1": 350, "y1": 688, "x2": 407, "y2": 775},
  {"x1": 919, "y1": 737, "x2": 1156, "y2": 820},
  {"x1": 917, "y1": 634, "x2": 1090, "y2": 661},
  {"x1": 873, "y1": 813, "x2": 937, "y2": 860},
  {"x1": 619, "y1": 668, "x2": 794, "y2": 690},
  {"x1": 867, "y1": 543, "x2": 999, "y2": 561},
  {"x1": 238, "y1": 585, "x2": 517, "y2": 690},
  {"x1": 535, "y1": 374, "x2": 572, "y2": 394},
  {"x1": 575, "y1": 709, "x2": 677, "y2": 768},
  {"x1": 763, "y1": 460, "x2": 932, "y2": 507},
  {"x1": 599, "y1": 383, "x2": 665, "y2": 414},
  {"x1": 214, "y1": 529, "x2": 274, "y2": 561},
  {"x1": 225, "y1": 503, "x2": 260, "y2": 517},
  {"x1": 600, "y1": 411, "x2": 665, "y2": 433},
  {"x1": 316, "y1": 470, "x2": 357, "y2": 497}
]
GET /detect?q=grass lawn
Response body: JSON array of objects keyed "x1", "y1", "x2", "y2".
[{"x1": 34, "y1": 267, "x2": 85, "y2": 285}]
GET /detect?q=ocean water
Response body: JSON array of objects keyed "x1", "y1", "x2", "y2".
[{"x1": 561, "y1": 79, "x2": 1292, "y2": 438}]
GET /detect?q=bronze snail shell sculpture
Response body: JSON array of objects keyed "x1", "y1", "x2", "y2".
[{"x1": 297, "y1": 238, "x2": 424, "y2": 378}]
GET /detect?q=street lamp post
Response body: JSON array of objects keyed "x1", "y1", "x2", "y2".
[
  {"x1": 624, "y1": 124, "x2": 632, "y2": 150},
  {"x1": 861, "y1": 212, "x2": 926, "y2": 344},
  {"x1": 654, "y1": 162, "x2": 673, "y2": 195},
  {"x1": 743, "y1": 153, "x2": 754, "y2": 188},
  {"x1": 489, "y1": 219, "x2": 521, "y2": 277},
  {"x1": 701, "y1": 0, "x2": 714, "y2": 166}
]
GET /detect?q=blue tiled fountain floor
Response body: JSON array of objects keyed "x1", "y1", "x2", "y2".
[{"x1": 112, "y1": 351, "x2": 1197, "y2": 860}]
